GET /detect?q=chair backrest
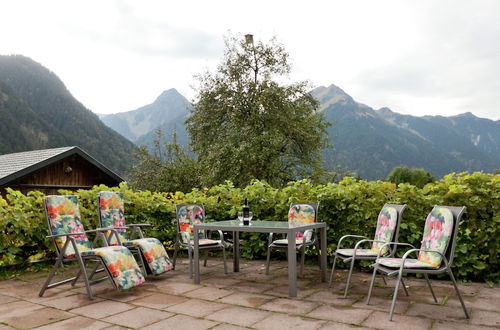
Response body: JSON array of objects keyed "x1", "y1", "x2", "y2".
[
  {"x1": 97, "y1": 191, "x2": 128, "y2": 243},
  {"x1": 417, "y1": 205, "x2": 466, "y2": 268},
  {"x1": 371, "y1": 204, "x2": 406, "y2": 255},
  {"x1": 288, "y1": 203, "x2": 319, "y2": 242},
  {"x1": 43, "y1": 195, "x2": 92, "y2": 257},
  {"x1": 175, "y1": 204, "x2": 206, "y2": 244}
]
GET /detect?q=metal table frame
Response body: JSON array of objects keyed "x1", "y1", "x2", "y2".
[{"x1": 193, "y1": 220, "x2": 327, "y2": 297}]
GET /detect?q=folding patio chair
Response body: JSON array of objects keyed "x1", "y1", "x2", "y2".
[
  {"x1": 172, "y1": 204, "x2": 228, "y2": 278},
  {"x1": 366, "y1": 206, "x2": 469, "y2": 321},
  {"x1": 97, "y1": 191, "x2": 173, "y2": 276},
  {"x1": 39, "y1": 195, "x2": 145, "y2": 299},
  {"x1": 329, "y1": 204, "x2": 407, "y2": 297},
  {"x1": 265, "y1": 203, "x2": 320, "y2": 278}
]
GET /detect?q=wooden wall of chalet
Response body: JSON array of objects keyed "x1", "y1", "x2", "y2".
[{"x1": 1, "y1": 154, "x2": 120, "y2": 196}]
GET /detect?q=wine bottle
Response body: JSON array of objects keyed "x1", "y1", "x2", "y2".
[{"x1": 243, "y1": 198, "x2": 250, "y2": 222}]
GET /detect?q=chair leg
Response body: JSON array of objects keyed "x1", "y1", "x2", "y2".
[
  {"x1": 316, "y1": 240, "x2": 322, "y2": 270},
  {"x1": 381, "y1": 274, "x2": 387, "y2": 285},
  {"x1": 87, "y1": 261, "x2": 101, "y2": 281},
  {"x1": 222, "y1": 247, "x2": 228, "y2": 274},
  {"x1": 39, "y1": 254, "x2": 65, "y2": 297},
  {"x1": 300, "y1": 246, "x2": 305, "y2": 278},
  {"x1": 328, "y1": 255, "x2": 338, "y2": 287},
  {"x1": 400, "y1": 277, "x2": 409, "y2": 296},
  {"x1": 344, "y1": 258, "x2": 356, "y2": 298},
  {"x1": 366, "y1": 267, "x2": 378, "y2": 305},
  {"x1": 188, "y1": 248, "x2": 193, "y2": 279},
  {"x1": 388, "y1": 269, "x2": 404, "y2": 321},
  {"x1": 203, "y1": 250, "x2": 208, "y2": 267},
  {"x1": 71, "y1": 268, "x2": 82, "y2": 286},
  {"x1": 76, "y1": 254, "x2": 94, "y2": 300},
  {"x1": 448, "y1": 269, "x2": 470, "y2": 319},
  {"x1": 424, "y1": 274, "x2": 437, "y2": 303},
  {"x1": 265, "y1": 246, "x2": 272, "y2": 275},
  {"x1": 172, "y1": 241, "x2": 179, "y2": 270}
]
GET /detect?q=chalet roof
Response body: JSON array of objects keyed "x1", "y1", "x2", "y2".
[{"x1": 0, "y1": 146, "x2": 124, "y2": 186}]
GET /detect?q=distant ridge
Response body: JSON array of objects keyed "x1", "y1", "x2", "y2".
[{"x1": 0, "y1": 55, "x2": 136, "y2": 175}]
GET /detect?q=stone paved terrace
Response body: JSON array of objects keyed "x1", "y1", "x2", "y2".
[{"x1": 0, "y1": 258, "x2": 499, "y2": 329}]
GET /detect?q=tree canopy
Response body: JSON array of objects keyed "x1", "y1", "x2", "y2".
[
  {"x1": 386, "y1": 166, "x2": 435, "y2": 188},
  {"x1": 186, "y1": 35, "x2": 329, "y2": 187}
]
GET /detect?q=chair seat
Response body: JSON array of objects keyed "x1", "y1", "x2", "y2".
[
  {"x1": 124, "y1": 238, "x2": 173, "y2": 275},
  {"x1": 189, "y1": 238, "x2": 221, "y2": 246},
  {"x1": 376, "y1": 257, "x2": 438, "y2": 269},
  {"x1": 336, "y1": 248, "x2": 379, "y2": 257},
  {"x1": 273, "y1": 238, "x2": 308, "y2": 245}
]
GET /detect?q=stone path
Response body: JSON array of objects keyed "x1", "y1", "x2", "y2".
[{"x1": 0, "y1": 258, "x2": 498, "y2": 329}]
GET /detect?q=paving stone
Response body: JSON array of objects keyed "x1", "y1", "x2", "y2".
[
  {"x1": 363, "y1": 311, "x2": 432, "y2": 330},
  {"x1": 225, "y1": 281, "x2": 275, "y2": 294},
  {"x1": 165, "y1": 299, "x2": 227, "y2": 317},
  {"x1": 130, "y1": 292, "x2": 188, "y2": 309},
  {"x1": 306, "y1": 290, "x2": 357, "y2": 306},
  {"x1": 97, "y1": 287, "x2": 154, "y2": 302},
  {"x1": 477, "y1": 286, "x2": 500, "y2": 299},
  {"x1": 307, "y1": 304, "x2": 373, "y2": 324},
  {"x1": 2, "y1": 281, "x2": 66, "y2": 299},
  {"x1": 70, "y1": 300, "x2": 135, "y2": 319},
  {"x1": 210, "y1": 323, "x2": 248, "y2": 330},
  {"x1": 142, "y1": 314, "x2": 218, "y2": 330},
  {"x1": 469, "y1": 310, "x2": 500, "y2": 327},
  {"x1": 205, "y1": 306, "x2": 271, "y2": 327},
  {"x1": 353, "y1": 296, "x2": 409, "y2": 314},
  {"x1": 218, "y1": 291, "x2": 274, "y2": 307},
  {"x1": 102, "y1": 306, "x2": 174, "y2": 328},
  {"x1": 266, "y1": 285, "x2": 318, "y2": 298},
  {"x1": 201, "y1": 277, "x2": 242, "y2": 288},
  {"x1": 155, "y1": 282, "x2": 202, "y2": 295},
  {"x1": 41, "y1": 293, "x2": 104, "y2": 310},
  {"x1": 406, "y1": 302, "x2": 469, "y2": 322},
  {"x1": 0, "y1": 294, "x2": 18, "y2": 304},
  {"x1": 446, "y1": 296, "x2": 500, "y2": 312},
  {"x1": 432, "y1": 320, "x2": 496, "y2": 330},
  {"x1": 1, "y1": 306, "x2": 73, "y2": 329},
  {"x1": 0, "y1": 300, "x2": 44, "y2": 319},
  {"x1": 319, "y1": 322, "x2": 373, "y2": 329},
  {"x1": 252, "y1": 313, "x2": 326, "y2": 330},
  {"x1": 260, "y1": 297, "x2": 319, "y2": 314},
  {"x1": 184, "y1": 286, "x2": 233, "y2": 301},
  {"x1": 35, "y1": 316, "x2": 111, "y2": 330}
]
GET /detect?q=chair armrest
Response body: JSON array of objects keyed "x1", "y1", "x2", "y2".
[
  {"x1": 376, "y1": 242, "x2": 416, "y2": 259},
  {"x1": 46, "y1": 232, "x2": 85, "y2": 239},
  {"x1": 127, "y1": 223, "x2": 151, "y2": 227},
  {"x1": 337, "y1": 235, "x2": 369, "y2": 250},
  {"x1": 400, "y1": 248, "x2": 450, "y2": 268}
]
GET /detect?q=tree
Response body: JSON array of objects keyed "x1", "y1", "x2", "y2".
[
  {"x1": 386, "y1": 166, "x2": 435, "y2": 188},
  {"x1": 127, "y1": 129, "x2": 200, "y2": 193},
  {"x1": 186, "y1": 34, "x2": 329, "y2": 187}
]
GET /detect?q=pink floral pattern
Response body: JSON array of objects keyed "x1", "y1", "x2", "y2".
[
  {"x1": 177, "y1": 204, "x2": 206, "y2": 243},
  {"x1": 377, "y1": 257, "x2": 436, "y2": 269},
  {"x1": 337, "y1": 248, "x2": 379, "y2": 257},
  {"x1": 288, "y1": 204, "x2": 316, "y2": 242},
  {"x1": 417, "y1": 207, "x2": 454, "y2": 268},
  {"x1": 371, "y1": 206, "x2": 398, "y2": 255}
]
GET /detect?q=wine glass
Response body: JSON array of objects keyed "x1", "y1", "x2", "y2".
[
  {"x1": 248, "y1": 211, "x2": 253, "y2": 222},
  {"x1": 237, "y1": 211, "x2": 243, "y2": 223}
]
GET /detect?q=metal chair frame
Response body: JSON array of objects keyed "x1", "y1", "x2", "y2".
[
  {"x1": 172, "y1": 204, "x2": 228, "y2": 278},
  {"x1": 265, "y1": 203, "x2": 320, "y2": 278},
  {"x1": 366, "y1": 205, "x2": 469, "y2": 321},
  {"x1": 329, "y1": 204, "x2": 407, "y2": 297}
]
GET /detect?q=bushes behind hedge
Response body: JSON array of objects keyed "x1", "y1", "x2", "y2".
[{"x1": 0, "y1": 172, "x2": 498, "y2": 283}]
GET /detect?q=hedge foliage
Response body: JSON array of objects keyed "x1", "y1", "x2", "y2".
[{"x1": 0, "y1": 172, "x2": 498, "y2": 283}]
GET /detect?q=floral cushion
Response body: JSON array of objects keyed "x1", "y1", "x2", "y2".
[
  {"x1": 188, "y1": 238, "x2": 221, "y2": 246},
  {"x1": 288, "y1": 204, "x2": 316, "y2": 242},
  {"x1": 177, "y1": 205, "x2": 206, "y2": 243},
  {"x1": 274, "y1": 238, "x2": 306, "y2": 245},
  {"x1": 98, "y1": 191, "x2": 128, "y2": 244},
  {"x1": 45, "y1": 195, "x2": 92, "y2": 257},
  {"x1": 337, "y1": 248, "x2": 379, "y2": 257},
  {"x1": 371, "y1": 206, "x2": 398, "y2": 255},
  {"x1": 124, "y1": 238, "x2": 173, "y2": 275},
  {"x1": 417, "y1": 207, "x2": 454, "y2": 268},
  {"x1": 376, "y1": 257, "x2": 437, "y2": 269},
  {"x1": 81, "y1": 245, "x2": 145, "y2": 290}
]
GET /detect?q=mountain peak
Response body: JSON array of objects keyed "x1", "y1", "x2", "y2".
[
  {"x1": 154, "y1": 88, "x2": 184, "y2": 104},
  {"x1": 310, "y1": 84, "x2": 353, "y2": 110}
]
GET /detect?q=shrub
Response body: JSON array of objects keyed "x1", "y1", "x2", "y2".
[{"x1": 0, "y1": 173, "x2": 498, "y2": 283}]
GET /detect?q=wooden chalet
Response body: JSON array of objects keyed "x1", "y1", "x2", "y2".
[{"x1": 0, "y1": 146, "x2": 124, "y2": 196}]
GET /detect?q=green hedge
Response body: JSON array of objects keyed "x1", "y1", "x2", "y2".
[{"x1": 0, "y1": 172, "x2": 498, "y2": 283}]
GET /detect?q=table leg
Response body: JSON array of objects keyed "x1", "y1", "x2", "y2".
[
  {"x1": 288, "y1": 230, "x2": 297, "y2": 297},
  {"x1": 233, "y1": 231, "x2": 240, "y2": 272},
  {"x1": 320, "y1": 226, "x2": 327, "y2": 282},
  {"x1": 194, "y1": 228, "x2": 200, "y2": 284}
]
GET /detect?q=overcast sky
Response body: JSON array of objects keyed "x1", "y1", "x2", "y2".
[{"x1": 1, "y1": 0, "x2": 499, "y2": 120}]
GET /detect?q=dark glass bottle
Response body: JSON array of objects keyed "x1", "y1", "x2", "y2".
[{"x1": 243, "y1": 198, "x2": 250, "y2": 225}]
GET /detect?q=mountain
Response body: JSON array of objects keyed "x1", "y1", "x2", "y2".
[
  {"x1": 312, "y1": 84, "x2": 499, "y2": 179},
  {"x1": 0, "y1": 55, "x2": 136, "y2": 175},
  {"x1": 100, "y1": 89, "x2": 192, "y2": 146}
]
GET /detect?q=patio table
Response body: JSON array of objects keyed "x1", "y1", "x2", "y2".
[{"x1": 193, "y1": 220, "x2": 327, "y2": 297}]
